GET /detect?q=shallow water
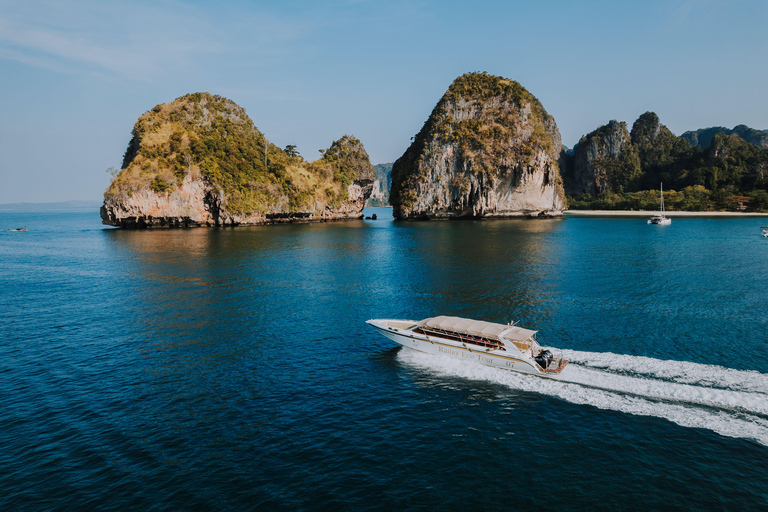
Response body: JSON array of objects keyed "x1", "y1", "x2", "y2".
[{"x1": 1, "y1": 209, "x2": 767, "y2": 510}]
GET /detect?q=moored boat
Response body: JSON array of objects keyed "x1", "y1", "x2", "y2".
[
  {"x1": 648, "y1": 183, "x2": 671, "y2": 225},
  {"x1": 366, "y1": 315, "x2": 567, "y2": 377},
  {"x1": 647, "y1": 215, "x2": 671, "y2": 226}
]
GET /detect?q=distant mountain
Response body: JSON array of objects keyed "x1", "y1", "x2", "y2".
[
  {"x1": 0, "y1": 200, "x2": 102, "y2": 212},
  {"x1": 367, "y1": 163, "x2": 392, "y2": 206},
  {"x1": 681, "y1": 125, "x2": 768, "y2": 150}
]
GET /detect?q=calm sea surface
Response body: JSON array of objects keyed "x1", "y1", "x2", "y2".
[{"x1": 1, "y1": 208, "x2": 767, "y2": 511}]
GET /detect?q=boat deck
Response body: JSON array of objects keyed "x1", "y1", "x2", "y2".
[{"x1": 541, "y1": 358, "x2": 568, "y2": 374}]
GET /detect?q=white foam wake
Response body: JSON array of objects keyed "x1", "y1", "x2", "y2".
[
  {"x1": 562, "y1": 349, "x2": 768, "y2": 395},
  {"x1": 397, "y1": 349, "x2": 768, "y2": 447}
]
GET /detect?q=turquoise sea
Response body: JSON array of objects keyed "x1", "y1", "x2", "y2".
[{"x1": 1, "y1": 208, "x2": 767, "y2": 511}]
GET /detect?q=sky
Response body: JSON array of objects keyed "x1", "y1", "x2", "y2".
[{"x1": 1, "y1": 0, "x2": 767, "y2": 203}]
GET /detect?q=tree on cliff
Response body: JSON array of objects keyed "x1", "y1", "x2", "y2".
[{"x1": 284, "y1": 145, "x2": 300, "y2": 158}]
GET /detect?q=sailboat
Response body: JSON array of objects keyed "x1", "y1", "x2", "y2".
[{"x1": 648, "y1": 183, "x2": 672, "y2": 225}]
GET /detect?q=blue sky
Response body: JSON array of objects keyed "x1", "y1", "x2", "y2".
[{"x1": 1, "y1": 0, "x2": 767, "y2": 202}]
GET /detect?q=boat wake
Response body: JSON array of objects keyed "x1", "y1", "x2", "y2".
[{"x1": 397, "y1": 348, "x2": 768, "y2": 446}]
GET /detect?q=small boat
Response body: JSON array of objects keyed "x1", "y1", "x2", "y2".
[
  {"x1": 648, "y1": 183, "x2": 671, "y2": 225},
  {"x1": 762, "y1": 227, "x2": 768, "y2": 238},
  {"x1": 12, "y1": 226, "x2": 26, "y2": 231},
  {"x1": 366, "y1": 315, "x2": 568, "y2": 377}
]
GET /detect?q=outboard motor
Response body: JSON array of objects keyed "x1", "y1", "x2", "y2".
[{"x1": 535, "y1": 350, "x2": 553, "y2": 370}]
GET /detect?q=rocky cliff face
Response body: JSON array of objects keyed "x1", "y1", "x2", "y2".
[
  {"x1": 101, "y1": 172, "x2": 220, "y2": 227},
  {"x1": 564, "y1": 112, "x2": 694, "y2": 196},
  {"x1": 630, "y1": 112, "x2": 663, "y2": 147},
  {"x1": 569, "y1": 120, "x2": 633, "y2": 195},
  {"x1": 389, "y1": 72, "x2": 565, "y2": 219},
  {"x1": 101, "y1": 93, "x2": 373, "y2": 228},
  {"x1": 367, "y1": 163, "x2": 392, "y2": 207}
]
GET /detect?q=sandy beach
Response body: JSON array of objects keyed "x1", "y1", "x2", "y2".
[{"x1": 565, "y1": 210, "x2": 768, "y2": 217}]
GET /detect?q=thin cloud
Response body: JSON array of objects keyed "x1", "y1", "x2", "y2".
[{"x1": 0, "y1": 0, "x2": 309, "y2": 82}]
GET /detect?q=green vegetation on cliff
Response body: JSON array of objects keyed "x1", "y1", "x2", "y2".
[
  {"x1": 566, "y1": 112, "x2": 768, "y2": 211},
  {"x1": 432, "y1": 72, "x2": 556, "y2": 158},
  {"x1": 316, "y1": 135, "x2": 373, "y2": 189},
  {"x1": 631, "y1": 112, "x2": 695, "y2": 191},
  {"x1": 572, "y1": 120, "x2": 640, "y2": 193},
  {"x1": 390, "y1": 72, "x2": 560, "y2": 214},
  {"x1": 107, "y1": 93, "x2": 372, "y2": 216}
]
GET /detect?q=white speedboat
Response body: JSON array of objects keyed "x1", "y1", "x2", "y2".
[
  {"x1": 366, "y1": 315, "x2": 567, "y2": 377},
  {"x1": 762, "y1": 227, "x2": 768, "y2": 238},
  {"x1": 648, "y1": 183, "x2": 671, "y2": 225}
]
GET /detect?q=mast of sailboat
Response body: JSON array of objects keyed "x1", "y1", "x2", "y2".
[{"x1": 660, "y1": 182, "x2": 665, "y2": 215}]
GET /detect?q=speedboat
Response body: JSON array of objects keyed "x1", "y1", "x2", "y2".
[
  {"x1": 762, "y1": 227, "x2": 768, "y2": 238},
  {"x1": 366, "y1": 315, "x2": 567, "y2": 377}
]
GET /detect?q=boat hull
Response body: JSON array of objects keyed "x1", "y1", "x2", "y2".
[{"x1": 367, "y1": 319, "x2": 563, "y2": 378}]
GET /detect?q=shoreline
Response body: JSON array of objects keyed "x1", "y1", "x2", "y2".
[{"x1": 565, "y1": 210, "x2": 768, "y2": 217}]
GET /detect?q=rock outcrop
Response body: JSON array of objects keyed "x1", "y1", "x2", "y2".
[
  {"x1": 389, "y1": 72, "x2": 565, "y2": 220},
  {"x1": 366, "y1": 163, "x2": 392, "y2": 207},
  {"x1": 564, "y1": 112, "x2": 691, "y2": 196},
  {"x1": 101, "y1": 93, "x2": 373, "y2": 228},
  {"x1": 569, "y1": 120, "x2": 635, "y2": 196},
  {"x1": 631, "y1": 112, "x2": 677, "y2": 151}
]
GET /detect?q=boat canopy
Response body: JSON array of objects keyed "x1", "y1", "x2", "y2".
[{"x1": 418, "y1": 316, "x2": 536, "y2": 342}]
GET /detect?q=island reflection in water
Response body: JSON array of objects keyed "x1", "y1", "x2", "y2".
[{"x1": 104, "y1": 214, "x2": 565, "y2": 339}]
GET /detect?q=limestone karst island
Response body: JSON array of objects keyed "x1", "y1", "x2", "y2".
[
  {"x1": 389, "y1": 73, "x2": 565, "y2": 219},
  {"x1": 101, "y1": 73, "x2": 567, "y2": 228},
  {"x1": 101, "y1": 93, "x2": 375, "y2": 227},
  {"x1": 102, "y1": 73, "x2": 768, "y2": 227}
]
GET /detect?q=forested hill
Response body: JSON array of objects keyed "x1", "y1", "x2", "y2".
[
  {"x1": 563, "y1": 113, "x2": 768, "y2": 211},
  {"x1": 681, "y1": 125, "x2": 768, "y2": 151}
]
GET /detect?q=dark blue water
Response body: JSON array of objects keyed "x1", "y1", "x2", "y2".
[{"x1": 1, "y1": 209, "x2": 767, "y2": 511}]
